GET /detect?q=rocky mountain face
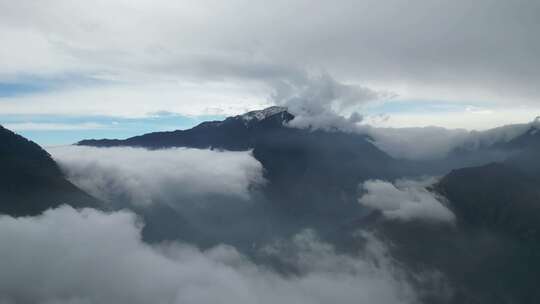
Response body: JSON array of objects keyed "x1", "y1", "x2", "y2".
[{"x1": 0, "y1": 125, "x2": 100, "y2": 216}]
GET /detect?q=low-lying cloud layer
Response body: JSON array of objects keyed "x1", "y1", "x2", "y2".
[
  {"x1": 0, "y1": 206, "x2": 418, "y2": 304},
  {"x1": 364, "y1": 120, "x2": 539, "y2": 160},
  {"x1": 276, "y1": 79, "x2": 539, "y2": 160},
  {"x1": 359, "y1": 179, "x2": 455, "y2": 223},
  {"x1": 49, "y1": 146, "x2": 265, "y2": 207}
]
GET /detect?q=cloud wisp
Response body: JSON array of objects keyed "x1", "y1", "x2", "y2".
[
  {"x1": 359, "y1": 179, "x2": 455, "y2": 223},
  {"x1": 273, "y1": 73, "x2": 391, "y2": 132}
]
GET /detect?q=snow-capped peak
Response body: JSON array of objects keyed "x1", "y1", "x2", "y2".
[{"x1": 238, "y1": 106, "x2": 288, "y2": 122}]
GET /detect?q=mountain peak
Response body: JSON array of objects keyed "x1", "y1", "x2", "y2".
[{"x1": 236, "y1": 106, "x2": 288, "y2": 123}]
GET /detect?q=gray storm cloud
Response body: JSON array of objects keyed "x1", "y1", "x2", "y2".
[
  {"x1": 48, "y1": 146, "x2": 265, "y2": 207},
  {"x1": 359, "y1": 179, "x2": 455, "y2": 223},
  {"x1": 0, "y1": 206, "x2": 418, "y2": 304}
]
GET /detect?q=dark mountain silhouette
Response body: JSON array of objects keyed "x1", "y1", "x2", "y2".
[
  {"x1": 77, "y1": 106, "x2": 295, "y2": 150},
  {"x1": 0, "y1": 125, "x2": 101, "y2": 216},
  {"x1": 78, "y1": 107, "x2": 402, "y2": 221}
]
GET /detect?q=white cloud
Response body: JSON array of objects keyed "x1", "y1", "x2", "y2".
[
  {"x1": 364, "y1": 107, "x2": 540, "y2": 131},
  {"x1": 0, "y1": 26, "x2": 76, "y2": 78},
  {"x1": 363, "y1": 126, "x2": 470, "y2": 160},
  {"x1": 0, "y1": 205, "x2": 418, "y2": 304},
  {"x1": 0, "y1": 81, "x2": 270, "y2": 117},
  {"x1": 274, "y1": 73, "x2": 390, "y2": 132},
  {"x1": 3, "y1": 122, "x2": 106, "y2": 131},
  {"x1": 359, "y1": 179, "x2": 455, "y2": 223},
  {"x1": 48, "y1": 146, "x2": 265, "y2": 207}
]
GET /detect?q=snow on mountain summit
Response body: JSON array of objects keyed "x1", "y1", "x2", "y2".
[{"x1": 237, "y1": 106, "x2": 288, "y2": 122}]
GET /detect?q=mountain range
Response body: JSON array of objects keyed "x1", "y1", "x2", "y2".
[
  {"x1": 76, "y1": 107, "x2": 540, "y2": 304},
  {"x1": 2, "y1": 107, "x2": 540, "y2": 303}
]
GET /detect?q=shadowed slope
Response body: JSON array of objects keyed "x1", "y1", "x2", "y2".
[{"x1": 0, "y1": 126, "x2": 101, "y2": 216}]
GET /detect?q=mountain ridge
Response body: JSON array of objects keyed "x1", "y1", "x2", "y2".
[
  {"x1": 0, "y1": 125, "x2": 102, "y2": 216},
  {"x1": 77, "y1": 106, "x2": 294, "y2": 150}
]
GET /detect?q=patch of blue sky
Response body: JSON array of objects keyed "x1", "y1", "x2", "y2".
[
  {"x1": 0, "y1": 74, "x2": 110, "y2": 97},
  {"x1": 0, "y1": 113, "x2": 225, "y2": 146},
  {"x1": 0, "y1": 75, "x2": 229, "y2": 145},
  {"x1": 0, "y1": 81, "x2": 50, "y2": 97}
]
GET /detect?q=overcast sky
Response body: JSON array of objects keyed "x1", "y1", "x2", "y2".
[{"x1": 1, "y1": 0, "x2": 540, "y2": 144}]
